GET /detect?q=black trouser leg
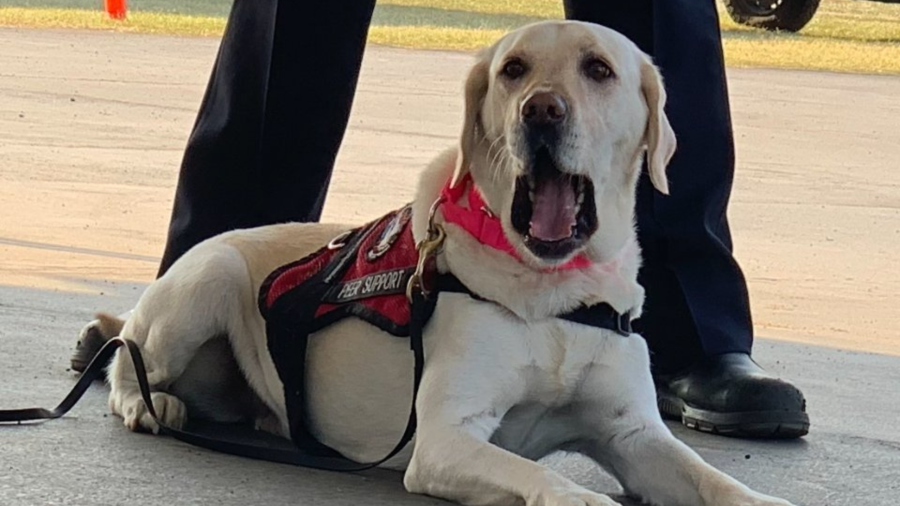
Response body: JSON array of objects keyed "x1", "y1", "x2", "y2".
[
  {"x1": 564, "y1": 0, "x2": 753, "y2": 373},
  {"x1": 158, "y1": 0, "x2": 376, "y2": 276}
]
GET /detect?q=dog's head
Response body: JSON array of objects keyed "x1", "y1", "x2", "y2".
[{"x1": 454, "y1": 21, "x2": 676, "y2": 267}]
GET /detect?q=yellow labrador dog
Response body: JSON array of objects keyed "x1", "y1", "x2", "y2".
[{"x1": 87, "y1": 21, "x2": 795, "y2": 506}]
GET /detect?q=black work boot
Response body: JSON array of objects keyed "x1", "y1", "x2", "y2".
[{"x1": 656, "y1": 352, "x2": 809, "y2": 439}]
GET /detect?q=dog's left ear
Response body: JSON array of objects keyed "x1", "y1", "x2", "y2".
[
  {"x1": 640, "y1": 56, "x2": 676, "y2": 195},
  {"x1": 452, "y1": 51, "x2": 491, "y2": 188}
]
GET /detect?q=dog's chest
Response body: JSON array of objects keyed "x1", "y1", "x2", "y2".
[
  {"x1": 449, "y1": 306, "x2": 615, "y2": 458},
  {"x1": 516, "y1": 320, "x2": 611, "y2": 400}
]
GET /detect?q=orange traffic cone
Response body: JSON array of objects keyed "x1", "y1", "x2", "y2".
[{"x1": 105, "y1": 0, "x2": 127, "y2": 20}]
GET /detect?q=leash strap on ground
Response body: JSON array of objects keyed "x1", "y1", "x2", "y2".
[
  {"x1": 0, "y1": 301, "x2": 433, "y2": 472},
  {"x1": 0, "y1": 336, "x2": 122, "y2": 423}
]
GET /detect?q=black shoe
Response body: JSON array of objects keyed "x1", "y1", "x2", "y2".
[{"x1": 656, "y1": 352, "x2": 809, "y2": 439}]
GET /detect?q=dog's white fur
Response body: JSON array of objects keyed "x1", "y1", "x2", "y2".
[{"x1": 91, "y1": 21, "x2": 795, "y2": 506}]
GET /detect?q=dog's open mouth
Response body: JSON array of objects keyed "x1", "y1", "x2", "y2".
[{"x1": 510, "y1": 148, "x2": 598, "y2": 260}]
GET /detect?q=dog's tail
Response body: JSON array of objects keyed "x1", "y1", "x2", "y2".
[{"x1": 93, "y1": 312, "x2": 126, "y2": 339}]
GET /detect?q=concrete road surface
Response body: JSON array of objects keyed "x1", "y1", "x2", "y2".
[{"x1": 0, "y1": 28, "x2": 898, "y2": 506}]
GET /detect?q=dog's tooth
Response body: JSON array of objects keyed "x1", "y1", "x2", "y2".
[
  {"x1": 529, "y1": 190, "x2": 535, "y2": 201},
  {"x1": 576, "y1": 191, "x2": 584, "y2": 205}
]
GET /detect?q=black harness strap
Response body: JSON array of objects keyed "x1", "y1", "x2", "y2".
[
  {"x1": 437, "y1": 273, "x2": 632, "y2": 337},
  {"x1": 559, "y1": 305, "x2": 632, "y2": 337},
  {"x1": 262, "y1": 224, "x2": 375, "y2": 457}
]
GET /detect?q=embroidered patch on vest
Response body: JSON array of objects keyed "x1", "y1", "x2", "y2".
[{"x1": 367, "y1": 205, "x2": 411, "y2": 261}]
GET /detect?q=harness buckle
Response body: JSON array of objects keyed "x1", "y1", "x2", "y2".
[{"x1": 616, "y1": 311, "x2": 633, "y2": 336}]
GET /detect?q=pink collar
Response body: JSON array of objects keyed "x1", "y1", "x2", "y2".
[{"x1": 439, "y1": 175, "x2": 592, "y2": 271}]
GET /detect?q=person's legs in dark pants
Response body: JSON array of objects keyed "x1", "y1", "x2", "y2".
[
  {"x1": 563, "y1": 0, "x2": 809, "y2": 438},
  {"x1": 158, "y1": 0, "x2": 376, "y2": 275},
  {"x1": 71, "y1": 0, "x2": 375, "y2": 370}
]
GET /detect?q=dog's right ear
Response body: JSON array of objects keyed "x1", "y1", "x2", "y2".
[{"x1": 452, "y1": 52, "x2": 491, "y2": 188}]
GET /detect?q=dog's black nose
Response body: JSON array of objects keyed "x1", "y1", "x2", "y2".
[{"x1": 521, "y1": 92, "x2": 568, "y2": 126}]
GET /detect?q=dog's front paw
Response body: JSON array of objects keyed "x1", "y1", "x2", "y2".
[
  {"x1": 122, "y1": 392, "x2": 187, "y2": 434},
  {"x1": 532, "y1": 485, "x2": 622, "y2": 506}
]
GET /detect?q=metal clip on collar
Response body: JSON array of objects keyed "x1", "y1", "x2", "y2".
[{"x1": 407, "y1": 196, "x2": 446, "y2": 302}]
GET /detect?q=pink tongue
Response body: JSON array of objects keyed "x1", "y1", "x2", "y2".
[{"x1": 529, "y1": 178, "x2": 577, "y2": 242}]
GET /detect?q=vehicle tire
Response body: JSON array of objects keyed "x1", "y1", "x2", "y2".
[{"x1": 723, "y1": 0, "x2": 821, "y2": 32}]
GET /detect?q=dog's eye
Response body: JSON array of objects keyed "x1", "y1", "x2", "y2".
[
  {"x1": 583, "y1": 58, "x2": 613, "y2": 82},
  {"x1": 501, "y1": 58, "x2": 527, "y2": 80}
]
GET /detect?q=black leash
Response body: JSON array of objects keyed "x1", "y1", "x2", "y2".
[
  {"x1": 0, "y1": 336, "x2": 123, "y2": 424},
  {"x1": 0, "y1": 291, "x2": 432, "y2": 471},
  {"x1": 0, "y1": 270, "x2": 434, "y2": 474}
]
